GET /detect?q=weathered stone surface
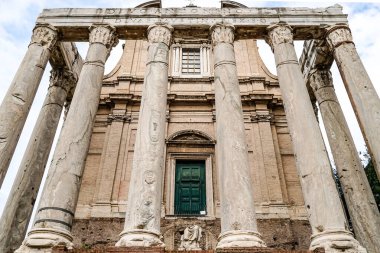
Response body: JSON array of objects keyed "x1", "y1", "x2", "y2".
[
  {"x1": 308, "y1": 69, "x2": 380, "y2": 253},
  {"x1": 71, "y1": 218, "x2": 311, "y2": 251},
  {"x1": 326, "y1": 24, "x2": 380, "y2": 181},
  {"x1": 16, "y1": 24, "x2": 118, "y2": 253},
  {"x1": 211, "y1": 23, "x2": 265, "y2": 249},
  {"x1": 36, "y1": 6, "x2": 347, "y2": 41},
  {"x1": 0, "y1": 23, "x2": 57, "y2": 187},
  {"x1": 266, "y1": 23, "x2": 365, "y2": 253},
  {"x1": 116, "y1": 23, "x2": 173, "y2": 247},
  {"x1": 0, "y1": 69, "x2": 77, "y2": 253}
]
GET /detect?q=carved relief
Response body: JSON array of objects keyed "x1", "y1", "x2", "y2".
[
  {"x1": 30, "y1": 23, "x2": 58, "y2": 51},
  {"x1": 266, "y1": 23, "x2": 293, "y2": 50},
  {"x1": 49, "y1": 68, "x2": 77, "y2": 93},
  {"x1": 308, "y1": 69, "x2": 333, "y2": 93},
  {"x1": 144, "y1": 170, "x2": 156, "y2": 184},
  {"x1": 149, "y1": 110, "x2": 161, "y2": 142},
  {"x1": 325, "y1": 24, "x2": 353, "y2": 49},
  {"x1": 147, "y1": 23, "x2": 173, "y2": 47},
  {"x1": 107, "y1": 114, "x2": 130, "y2": 123},
  {"x1": 89, "y1": 24, "x2": 119, "y2": 49},
  {"x1": 210, "y1": 23, "x2": 235, "y2": 46},
  {"x1": 250, "y1": 114, "x2": 273, "y2": 122},
  {"x1": 179, "y1": 225, "x2": 202, "y2": 251}
]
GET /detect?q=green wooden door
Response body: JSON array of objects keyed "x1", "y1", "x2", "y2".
[{"x1": 175, "y1": 160, "x2": 206, "y2": 215}]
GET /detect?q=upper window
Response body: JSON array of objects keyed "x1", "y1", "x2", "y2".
[
  {"x1": 181, "y1": 48, "x2": 201, "y2": 75},
  {"x1": 171, "y1": 43, "x2": 211, "y2": 77}
]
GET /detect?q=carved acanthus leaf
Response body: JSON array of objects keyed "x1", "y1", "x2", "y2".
[
  {"x1": 211, "y1": 23, "x2": 235, "y2": 46},
  {"x1": 325, "y1": 24, "x2": 353, "y2": 49},
  {"x1": 49, "y1": 68, "x2": 77, "y2": 93},
  {"x1": 147, "y1": 23, "x2": 173, "y2": 46},
  {"x1": 30, "y1": 23, "x2": 58, "y2": 51},
  {"x1": 266, "y1": 23, "x2": 293, "y2": 50},
  {"x1": 309, "y1": 69, "x2": 333, "y2": 93},
  {"x1": 89, "y1": 24, "x2": 119, "y2": 49}
]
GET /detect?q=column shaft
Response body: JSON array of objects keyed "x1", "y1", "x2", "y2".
[
  {"x1": 0, "y1": 69, "x2": 76, "y2": 253},
  {"x1": 326, "y1": 24, "x2": 380, "y2": 179},
  {"x1": 0, "y1": 24, "x2": 57, "y2": 186},
  {"x1": 266, "y1": 23, "x2": 365, "y2": 252},
  {"x1": 116, "y1": 23, "x2": 172, "y2": 247},
  {"x1": 16, "y1": 24, "x2": 118, "y2": 252},
  {"x1": 211, "y1": 23, "x2": 265, "y2": 249},
  {"x1": 309, "y1": 69, "x2": 380, "y2": 253}
]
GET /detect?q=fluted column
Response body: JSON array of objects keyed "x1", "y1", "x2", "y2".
[
  {"x1": 309, "y1": 69, "x2": 380, "y2": 252},
  {"x1": 0, "y1": 23, "x2": 58, "y2": 187},
  {"x1": 266, "y1": 23, "x2": 366, "y2": 253},
  {"x1": 326, "y1": 24, "x2": 380, "y2": 180},
  {"x1": 211, "y1": 23, "x2": 265, "y2": 249},
  {"x1": 16, "y1": 24, "x2": 118, "y2": 253},
  {"x1": 116, "y1": 23, "x2": 173, "y2": 247},
  {"x1": 0, "y1": 68, "x2": 77, "y2": 253}
]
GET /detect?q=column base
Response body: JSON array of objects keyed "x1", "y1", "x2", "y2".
[
  {"x1": 310, "y1": 229, "x2": 367, "y2": 253},
  {"x1": 115, "y1": 229, "x2": 165, "y2": 247},
  {"x1": 216, "y1": 230, "x2": 266, "y2": 249},
  {"x1": 15, "y1": 228, "x2": 73, "y2": 253}
]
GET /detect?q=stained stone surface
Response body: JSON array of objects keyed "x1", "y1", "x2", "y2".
[
  {"x1": 326, "y1": 24, "x2": 380, "y2": 181},
  {"x1": 308, "y1": 69, "x2": 380, "y2": 253},
  {"x1": 116, "y1": 23, "x2": 173, "y2": 247},
  {"x1": 266, "y1": 23, "x2": 366, "y2": 253},
  {"x1": 16, "y1": 24, "x2": 118, "y2": 253},
  {"x1": 0, "y1": 24, "x2": 57, "y2": 187}
]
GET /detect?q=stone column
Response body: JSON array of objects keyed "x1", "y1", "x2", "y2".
[
  {"x1": 326, "y1": 24, "x2": 380, "y2": 179},
  {"x1": 16, "y1": 24, "x2": 118, "y2": 252},
  {"x1": 0, "y1": 23, "x2": 58, "y2": 187},
  {"x1": 266, "y1": 23, "x2": 366, "y2": 253},
  {"x1": 211, "y1": 23, "x2": 265, "y2": 249},
  {"x1": 116, "y1": 23, "x2": 173, "y2": 247},
  {"x1": 0, "y1": 68, "x2": 77, "y2": 253},
  {"x1": 309, "y1": 69, "x2": 380, "y2": 253}
]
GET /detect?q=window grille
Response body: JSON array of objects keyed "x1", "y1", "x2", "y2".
[{"x1": 181, "y1": 48, "x2": 201, "y2": 75}]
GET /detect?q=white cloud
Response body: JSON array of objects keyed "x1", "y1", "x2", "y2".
[{"x1": 0, "y1": 0, "x2": 379, "y2": 231}]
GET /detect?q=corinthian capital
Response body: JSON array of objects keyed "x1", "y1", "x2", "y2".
[
  {"x1": 266, "y1": 23, "x2": 293, "y2": 51},
  {"x1": 147, "y1": 23, "x2": 173, "y2": 47},
  {"x1": 210, "y1": 23, "x2": 235, "y2": 46},
  {"x1": 49, "y1": 68, "x2": 78, "y2": 93},
  {"x1": 30, "y1": 23, "x2": 58, "y2": 51},
  {"x1": 308, "y1": 69, "x2": 333, "y2": 93},
  {"x1": 325, "y1": 24, "x2": 353, "y2": 49},
  {"x1": 89, "y1": 24, "x2": 119, "y2": 49}
]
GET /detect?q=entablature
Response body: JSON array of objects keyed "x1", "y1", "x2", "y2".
[{"x1": 37, "y1": 5, "x2": 347, "y2": 41}]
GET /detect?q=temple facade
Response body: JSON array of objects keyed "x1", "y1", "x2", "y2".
[{"x1": 0, "y1": 1, "x2": 379, "y2": 253}]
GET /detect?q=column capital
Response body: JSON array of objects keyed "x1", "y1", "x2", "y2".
[
  {"x1": 30, "y1": 23, "x2": 58, "y2": 51},
  {"x1": 49, "y1": 68, "x2": 77, "y2": 93},
  {"x1": 89, "y1": 23, "x2": 119, "y2": 49},
  {"x1": 266, "y1": 22, "x2": 293, "y2": 51},
  {"x1": 325, "y1": 24, "x2": 354, "y2": 50},
  {"x1": 308, "y1": 69, "x2": 333, "y2": 92},
  {"x1": 147, "y1": 23, "x2": 173, "y2": 47},
  {"x1": 210, "y1": 23, "x2": 235, "y2": 46}
]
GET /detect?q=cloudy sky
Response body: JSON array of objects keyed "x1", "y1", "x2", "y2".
[{"x1": 0, "y1": 0, "x2": 379, "y2": 221}]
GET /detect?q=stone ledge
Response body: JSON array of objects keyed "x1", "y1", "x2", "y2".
[{"x1": 53, "y1": 246, "x2": 323, "y2": 253}]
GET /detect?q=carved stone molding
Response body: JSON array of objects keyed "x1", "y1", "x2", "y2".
[
  {"x1": 325, "y1": 24, "x2": 353, "y2": 49},
  {"x1": 49, "y1": 68, "x2": 77, "y2": 93},
  {"x1": 147, "y1": 23, "x2": 173, "y2": 47},
  {"x1": 210, "y1": 23, "x2": 235, "y2": 46},
  {"x1": 89, "y1": 24, "x2": 119, "y2": 49},
  {"x1": 107, "y1": 114, "x2": 130, "y2": 123},
  {"x1": 266, "y1": 22, "x2": 293, "y2": 51},
  {"x1": 308, "y1": 69, "x2": 333, "y2": 93},
  {"x1": 30, "y1": 23, "x2": 58, "y2": 51},
  {"x1": 250, "y1": 114, "x2": 273, "y2": 122}
]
